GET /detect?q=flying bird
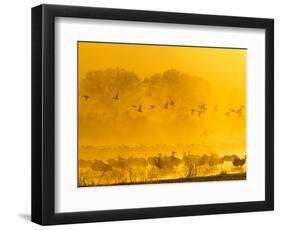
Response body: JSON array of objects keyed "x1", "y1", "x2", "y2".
[
  {"x1": 113, "y1": 93, "x2": 119, "y2": 100},
  {"x1": 136, "y1": 105, "x2": 142, "y2": 112},
  {"x1": 229, "y1": 105, "x2": 244, "y2": 116},
  {"x1": 82, "y1": 95, "x2": 90, "y2": 102},
  {"x1": 198, "y1": 104, "x2": 207, "y2": 113},
  {"x1": 236, "y1": 105, "x2": 244, "y2": 116},
  {"x1": 203, "y1": 130, "x2": 209, "y2": 136},
  {"x1": 190, "y1": 109, "x2": 196, "y2": 115},
  {"x1": 131, "y1": 105, "x2": 137, "y2": 108},
  {"x1": 163, "y1": 102, "x2": 169, "y2": 109}
]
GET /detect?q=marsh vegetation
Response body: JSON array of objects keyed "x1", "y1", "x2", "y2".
[{"x1": 78, "y1": 151, "x2": 246, "y2": 186}]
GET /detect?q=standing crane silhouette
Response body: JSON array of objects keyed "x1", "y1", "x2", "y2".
[
  {"x1": 236, "y1": 105, "x2": 244, "y2": 116},
  {"x1": 163, "y1": 102, "x2": 169, "y2": 109},
  {"x1": 190, "y1": 109, "x2": 196, "y2": 115},
  {"x1": 214, "y1": 105, "x2": 218, "y2": 111}
]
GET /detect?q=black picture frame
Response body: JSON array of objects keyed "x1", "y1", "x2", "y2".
[{"x1": 31, "y1": 4, "x2": 274, "y2": 225}]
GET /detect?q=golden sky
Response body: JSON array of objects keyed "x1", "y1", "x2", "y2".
[
  {"x1": 78, "y1": 42, "x2": 246, "y2": 102},
  {"x1": 78, "y1": 42, "x2": 246, "y2": 156}
]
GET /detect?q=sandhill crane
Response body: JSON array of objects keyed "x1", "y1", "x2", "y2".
[
  {"x1": 199, "y1": 154, "x2": 211, "y2": 166},
  {"x1": 194, "y1": 154, "x2": 223, "y2": 174},
  {"x1": 225, "y1": 111, "x2": 230, "y2": 116},
  {"x1": 184, "y1": 153, "x2": 218, "y2": 174},
  {"x1": 91, "y1": 160, "x2": 112, "y2": 179},
  {"x1": 221, "y1": 154, "x2": 239, "y2": 162},
  {"x1": 113, "y1": 93, "x2": 119, "y2": 100},
  {"x1": 79, "y1": 159, "x2": 92, "y2": 168},
  {"x1": 136, "y1": 105, "x2": 142, "y2": 112},
  {"x1": 198, "y1": 104, "x2": 207, "y2": 113},
  {"x1": 182, "y1": 153, "x2": 201, "y2": 166},
  {"x1": 150, "y1": 105, "x2": 156, "y2": 109},
  {"x1": 190, "y1": 109, "x2": 196, "y2": 115},
  {"x1": 157, "y1": 152, "x2": 182, "y2": 169},
  {"x1": 203, "y1": 130, "x2": 209, "y2": 136},
  {"x1": 82, "y1": 95, "x2": 90, "y2": 102},
  {"x1": 163, "y1": 102, "x2": 169, "y2": 109},
  {"x1": 208, "y1": 154, "x2": 223, "y2": 167},
  {"x1": 146, "y1": 154, "x2": 162, "y2": 181},
  {"x1": 168, "y1": 151, "x2": 182, "y2": 167},
  {"x1": 170, "y1": 100, "x2": 175, "y2": 106},
  {"x1": 232, "y1": 156, "x2": 246, "y2": 174},
  {"x1": 119, "y1": 155, "x2": 147, "y2": 183}
]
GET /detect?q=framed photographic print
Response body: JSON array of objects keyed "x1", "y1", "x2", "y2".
[{"x1": 31, "y1": 4, "x2": 274, "y2": 225}]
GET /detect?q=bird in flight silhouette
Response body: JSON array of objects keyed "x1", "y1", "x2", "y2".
[
  {"x1": 113, "y1": 93, "x2": 119, "y2": 100},
  {"x1": 190, "y1": 109, "x2": 196, "y2": 115},
  {"x1": 163, "y1": 102, "x2": 169, "y2": 109},
  {"x1": 229, "y1": 105, "x2": 244, "y2": 116},
  {"x1": 236, "y1": 105, "x2": 244, "y2": 116},
  {"x1": 136, "y1": 105, "x2": 143, "y2": 112},
  {"x1": 214, "y1": 105, "x2": 218, "y2": 111},
  {"x1": 82, "y1": 95, "x2": 90, "y2": 102}
]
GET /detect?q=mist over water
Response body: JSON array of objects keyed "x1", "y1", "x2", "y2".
[{"x1": 77, "y1": 42, "x2": 246, "y2": 186}]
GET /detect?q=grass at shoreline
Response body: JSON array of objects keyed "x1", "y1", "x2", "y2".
[{"x1": 78, "y1": 172, "x2": 246, "y2": 187}]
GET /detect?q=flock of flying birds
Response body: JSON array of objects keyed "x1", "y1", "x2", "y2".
[{"x1": 82, "y1": 93, "x2": 244, "y2": 117}]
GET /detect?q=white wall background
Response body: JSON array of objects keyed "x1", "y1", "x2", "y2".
[{"x1": 0, "y1": 0, "x2": 278, "y2": 228}]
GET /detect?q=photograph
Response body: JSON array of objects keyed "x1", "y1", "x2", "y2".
[
  {"x1": 30, "y1": 4, "x2": 274, "y2": 225},
  {"x1": 78, "y1": 42, "x2": 247, "y2": 187}
]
